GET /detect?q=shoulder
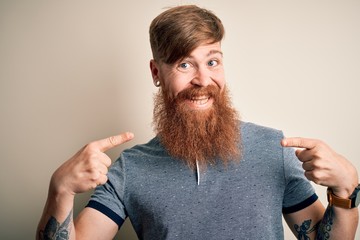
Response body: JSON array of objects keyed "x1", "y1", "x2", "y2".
[
  {"x1": 108, "y1": 137, "x2": 168, "y2": 178},
  {"x1": 240, "y1": 122, "x2": 285, "y2": 161},
  {"x1": 241, "y1": 121, "x2": 284, "y2": 142},
  {"x1": 122, "y1": 137, "x2": 165, "y2": 158},
  {"x1": 115, "y1": 137, "x2": 170, "y2": 169}
]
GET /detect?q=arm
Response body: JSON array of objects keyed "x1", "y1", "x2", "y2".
[
  {"x1": 282, "y1": 138, "x2": 359, "y2": 239},
  {"x1": 284, "y1": 199, "x2": 324, "y2": 240},
  {"x1": 36, "y1": 132, "x2": 134, "y2": 240},
  {"x1": 284, "y1": 200, "x2": 358, "y2": 240}
]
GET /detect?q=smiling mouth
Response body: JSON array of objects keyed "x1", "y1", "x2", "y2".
[
  {"x1": 191, "y1": 95, "x2": 210, "y2": 105},
  {"x1": 186, "y1": 95, "x2": 213, "y2": 109}
]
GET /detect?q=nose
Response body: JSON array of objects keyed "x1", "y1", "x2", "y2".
[{"x1": 190, "y1": 66, "x2": 212, "y2": 87}]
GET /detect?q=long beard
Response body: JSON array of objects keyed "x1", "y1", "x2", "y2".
[{"x1": 153, "y1": 85, "x2": 241, "y2": 170}]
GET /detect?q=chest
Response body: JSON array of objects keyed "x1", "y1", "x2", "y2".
[{"x1": 123, "y1": 156, "x2": 285, "y2": 239}]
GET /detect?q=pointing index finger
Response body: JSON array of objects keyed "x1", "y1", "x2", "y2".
[
  {"x1": 96, "y1": 132, "x2": 134, "y2": 152},
  {"x1": 281, "y1": 137, "x2": 318, "y2": 150}
]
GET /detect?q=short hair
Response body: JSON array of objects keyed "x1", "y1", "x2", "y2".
[{"x1": 149, "y1": 5, "x2": 225, "y2": 64}]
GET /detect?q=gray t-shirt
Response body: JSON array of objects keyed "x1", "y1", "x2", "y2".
[{"x1": 87, "y1": 122, "x2": 317, "y2": 239}]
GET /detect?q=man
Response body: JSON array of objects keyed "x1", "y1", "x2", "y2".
[{"x1": 37, "y1": 5, "x2": 359, "y2": 239}]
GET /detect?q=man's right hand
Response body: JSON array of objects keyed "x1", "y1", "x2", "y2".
[{"x1": 50, "y1": 132, "x2": 134, "y2": 197}]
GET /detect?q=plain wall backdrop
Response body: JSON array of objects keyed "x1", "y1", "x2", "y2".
[{"x1": 1, "y1": 0, "x2": 359, "y2": 239}]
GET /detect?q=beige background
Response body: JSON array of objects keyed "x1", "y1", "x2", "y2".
[{"x1": 1, "y1": 0, "x2": 359, "y2": 239}]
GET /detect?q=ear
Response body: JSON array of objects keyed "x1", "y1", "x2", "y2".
[{"x1": 150, "y1": 59, "x2": 160, "y2": 81}]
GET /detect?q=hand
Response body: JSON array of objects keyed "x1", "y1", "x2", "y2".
[
  {"x1": 281, "y1": 137, "x2": 358, "y2": 198},
  {"x1": 50, "y1": 132, "x2": 134, "y2": 197}
]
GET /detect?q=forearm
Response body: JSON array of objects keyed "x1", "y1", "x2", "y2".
[
  {"x1": 319, "y1": 170, "x2": 359, "y2": 239},
  {"x1": 316, "y1": 205, "x2": 359, "y2": 239},
  {"x1": 36, "y1": 188, "x2": 76, "y2": 240}
]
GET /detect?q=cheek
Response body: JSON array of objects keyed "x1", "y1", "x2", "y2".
[
  {"x1": 164, "y1": 74, "x2": 192, "y2": 98},
  {"x1": 167, "y1": 81, "x2": 187, "y2": 99},
  {"x1": 212, "y1": 70, "x2": 226, "y2": 90}
]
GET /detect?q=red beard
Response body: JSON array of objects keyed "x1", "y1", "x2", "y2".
[{"x1": 153, "y1": 85, "x2": 241, "y2": 170}]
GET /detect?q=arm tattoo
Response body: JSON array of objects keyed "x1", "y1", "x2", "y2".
[
  {"x1": 294, "y1": 219, "x2": 320, "y2": 240},
  {"x1": 294, "y1": 206, "x2": 334, "y2": 240},
  {"x1": 38, "y1": 209, "x2": 73, "y2": 240},
  {"x1": 315, "y1": 206, "x2": 334, "y2": 240}
]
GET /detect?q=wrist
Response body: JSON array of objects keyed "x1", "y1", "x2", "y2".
[
  {"x1": 48, "y1": 186, "x2": 75, "y2": 207},
  {"x1": 49, "y1": 173, "x2": 76, "y2": 202},
  {"x1": 327, "y1": 184, "x2": 360, "y2": 209},
  {"x1": 332, "y1": 185, "x2": 357, "y2": 199},
  {"x1": 333, "y1": 166, "x2": 359, "y2": 198},
  {"x1": 43, "y1": 178, "x2": 75, "y2": 220}
]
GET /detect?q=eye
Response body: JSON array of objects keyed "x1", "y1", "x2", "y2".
[
  {"x1": 176, "y1": 61, "x2": 193, "y2": 72},
  {"x1": 179, "y1": 62, "x2": 190, "y2": 69},
  {"x1": 208, "y1": 59, "x2": 219, "y2": 67}
]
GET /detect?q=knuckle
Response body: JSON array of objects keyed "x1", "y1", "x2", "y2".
[
  {"x1": 302, "y1": 162, "x2": 310, "y2": 170},
  {"x1": 310, "y1": 160, "x2": 320, "y2": 169},
  {"x1": 315, "y1": 139, "x2": 328, "y2": 150},
  {"x1": 85, "y1": 142, "x2": 96, "y2": 150},
  {"x1": 310, "y1": 171, "x2": 323, "y2": 185},
  {"x1": 101, "y1": 175, "x2": 108, "y2": 184},
  {"x1": 89, "y1": 171, "x2": 100, "y2": 181},
  {"x1": 90, "y1": 162, "x2": 99, "y2": 171},
  {"x1": 91, "y1": 182, "x2": 98, "y2": 189},
  {"x1": 85, "y1": 156, "x2": 98, "y2": 168},
  {"x1": 108, "y1": 136, "x2": 118, "y2": 146},
  {"x1": 87, "y1": 165, "x2": 100, "y2": 179},
  {"x1": 312, "y1": 150, "x2": 321, "y2": 159},
  {"x1": 104, "y1": 157, "x2": 112, "y2": 167}
]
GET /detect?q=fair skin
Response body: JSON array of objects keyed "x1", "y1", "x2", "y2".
[
  {"x1": 37, "y1": 133, "x2": 133, "y2": 239},
  {"x1": 282, "y1": 138, "x2": 358, "y2": 239},
  {"x1": 150, "y1": 42, "x2": 225, "y2": 110},
  {"x1": 37, "y1": 42, "x2": 358, "y2": 239}
]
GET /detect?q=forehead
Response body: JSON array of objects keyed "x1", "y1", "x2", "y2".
[{"x1": 185, "y1": 42, "x2": 223, "y2": 59}]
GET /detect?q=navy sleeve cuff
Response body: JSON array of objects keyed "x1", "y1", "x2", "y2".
[
  {"x1": 282, "y1": 193, "x2": 318, "y2": 214},
  {"x1": 86, "y1": 200, "x2": 125, "y2": 228}
]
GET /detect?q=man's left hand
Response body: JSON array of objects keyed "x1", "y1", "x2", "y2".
[{"x1": 281, "y1": 137, "x2": 358, "y2": 198}]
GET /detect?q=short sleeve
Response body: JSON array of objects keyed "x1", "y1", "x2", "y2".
[
  {"x1": 86, "y1": 154, "x2": 127, "y2": 228},
  {"x1": 282, "y1": 145, "x2": 318, "y2": 214}
]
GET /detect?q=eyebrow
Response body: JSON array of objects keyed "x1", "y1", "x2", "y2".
[
  {"x1": 185, "y1": 50, "x2": 223, "y2": 60},
  {"x1": 207, "y1": 50, "x2": 223, "y2": 57}
]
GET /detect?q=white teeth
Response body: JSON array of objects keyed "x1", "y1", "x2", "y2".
[
  {"x1": 191, "y1": 95, "x2": 209, "y2": 105},
  {"x1": 191, "y1": 95, "x2": 208, "y2": 100}
]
